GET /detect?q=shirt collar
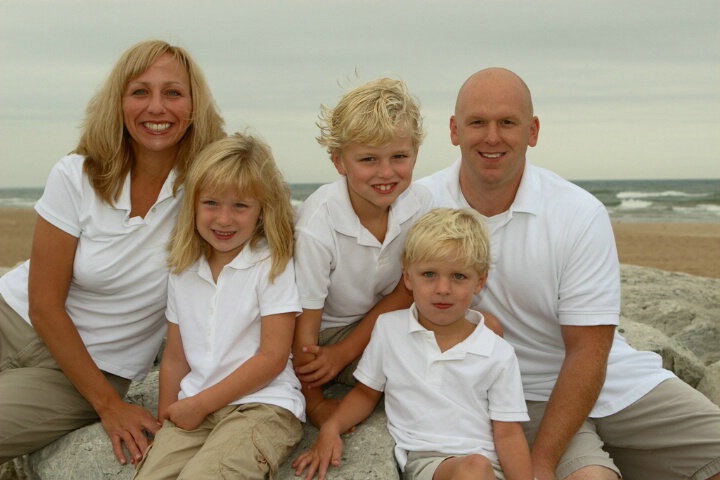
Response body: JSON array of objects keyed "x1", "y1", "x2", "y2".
[
  {"x1": 195, "y1": 239, "x2": 270, "y2": 283},
  {"x1": 114, "y1": 167, "x2": 180, "y2": 212},
  {"x1": 451, "y1": 157, "x2": 541, "y2": 217},
  {"x1": 406, "y1": 304, "x2": 496, "y2": 357},
  {"x1": 327, "y1": 176, "x2": 423, "y2": 244}
]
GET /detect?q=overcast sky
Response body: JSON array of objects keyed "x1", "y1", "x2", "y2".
[{"x1": 1, "y1": 0, "x2": 718, "y2": 188}]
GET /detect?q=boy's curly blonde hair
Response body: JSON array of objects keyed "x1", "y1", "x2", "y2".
[{"x1": 316, "y1": 77, "x2": 425, "y2": 158}]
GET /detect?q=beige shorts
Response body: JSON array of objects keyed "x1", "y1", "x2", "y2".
[
  {"x1": 318, "y1": 323, "x2": 361, "y2": 386},
  {"x1": 0, "y1": 295, "x2": 130, "y2": 462},
  {"x1": 524, "y1": 378, "x2": 720, "y2": 479},
  {"x1": 133, "y1": 403, "x2": 302, "y2": 480},
  {"x1": 403, "y1": 450, "x2": 505, "y2": 480}
]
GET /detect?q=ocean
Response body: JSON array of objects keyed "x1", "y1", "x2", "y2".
[{"x1": 1, "y1": 179, "x2": 719, "y2": 223}]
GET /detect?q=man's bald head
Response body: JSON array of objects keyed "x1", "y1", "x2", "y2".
[{"x1": 455, "y1": 68, "x2": 534, "y2": 118}]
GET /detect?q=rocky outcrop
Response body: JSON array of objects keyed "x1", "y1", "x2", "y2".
[{"x1": 2, "y1": 265, "x2": 719, "y2": 480}]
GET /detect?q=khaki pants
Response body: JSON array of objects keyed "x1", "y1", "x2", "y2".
[
  {"x1": 404, "y1": 450, "x2": 506, "y2": 480},
  {"x1": 524, "y1": 378, "x2": 720, "y2": 480},
  {"x1": 0, "y1": 295, "x2": 130, "y2": 462},
  {"x1": 133, "y1": 403, "x2": 303, "y2": 480}
]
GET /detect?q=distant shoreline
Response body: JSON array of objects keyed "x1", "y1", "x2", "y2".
[{"x1": 2, "y1": 207, "x2": 718, "y2": 279}]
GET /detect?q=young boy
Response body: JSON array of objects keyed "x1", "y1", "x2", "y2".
[
  {"x1": 292, "y1": 78, "x2": 434, "y2": 427},
  {"x1": 292, "y1": 208, "x2": 533, "y2": 480}
]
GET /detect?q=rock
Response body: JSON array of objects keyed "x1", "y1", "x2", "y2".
[
  {"x1": 277, "y1": 384, "x2": 398, "y2": 480},
  {"x1": 620, "y1": 265, "x2": 720, "y2": 365},
  {"x1": 3, "y1": 264, "x2": 720, "y2": 480},
  {"x1": 21, "y1": 379, "x2": 396, "y2": 480},
  {"x1": 697, "y1": 362, "x2": 720, "y2": 406},
  {"x1": 617, "y1": 318, "x2": 706, "y2": 387}
]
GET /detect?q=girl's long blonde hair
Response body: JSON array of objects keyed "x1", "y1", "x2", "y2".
[
  {"x1": 77, "y1": 39, "x2": 225, "y2": 205},
  {"x1": 167, "y1": 132, "x2": 295, "y2": 282}
]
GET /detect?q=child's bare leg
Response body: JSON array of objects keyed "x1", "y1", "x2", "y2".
[{"x1": 432, "y1": 454, "x2": 495, "y2": 480}]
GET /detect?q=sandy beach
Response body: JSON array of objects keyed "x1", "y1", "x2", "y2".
[{"x1": 1, "y1": 207, "x2": 719, "y2": 278}]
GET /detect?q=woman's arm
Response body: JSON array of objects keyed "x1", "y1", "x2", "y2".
[{"x1": 28, "y1": 217, "x2": 161, "y2": 465}]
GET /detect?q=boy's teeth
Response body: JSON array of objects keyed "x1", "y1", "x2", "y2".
[
  {"x1": 144, "y1": 123, "x2": 171, "y2": 131},
  {"x1": 482, "y1": 153, "x2": 502, "y2": 158},
  {"x1": 375, "y1": 184, "x2": 392, "y2": 191}
]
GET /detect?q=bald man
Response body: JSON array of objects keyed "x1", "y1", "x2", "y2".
[{"x1": 417, "y1": 68, "x2": 720, "y2": 480}]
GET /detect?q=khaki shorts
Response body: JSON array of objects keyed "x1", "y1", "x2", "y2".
[
  {"x1": 0, "y1": 295, "x2": 130, "y2": 462},
  {"x1": 133, "y1": 403, "x2": 302, "y2": 480},
  {"x1": 524, "y1": 378, "x2": 720, "y2": 479},
  {"x1": 403, "y1": 450, "x2": 505, "y2": 480},
  {"x1": 318, "y1": 323, "x2": 361, "y2": 386}
]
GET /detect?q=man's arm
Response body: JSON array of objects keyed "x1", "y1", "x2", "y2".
[{"x1": 530, "y1": 324, "x2": 615, "y2": 480}]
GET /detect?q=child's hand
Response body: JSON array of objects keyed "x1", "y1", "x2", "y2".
[
  {"x1": 164, "y1": 396, "x2": 207, "y2": 431},
  {"x1": 296, "y1": 344, "x2": 347, "y2": 388},
  {"x1": 292, "y1": 427, "x2": 344, "y2": 480}
]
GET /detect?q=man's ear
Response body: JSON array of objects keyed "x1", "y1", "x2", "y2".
[
  {"x1": 450, "y1": 115, "x2": 460, "y2": 146},
  {"x1": 528, "y1": 116, "x2": 540, "y2": 147}
]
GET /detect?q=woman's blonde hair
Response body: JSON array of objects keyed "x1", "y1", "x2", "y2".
[
  {"x1": 167, "y1": 132, "x2": 295, "y2": 282},
  {"x1": 316, "y1": 77, "x2": 425, "y2": 157},
  {"x1": 77, "y1": 39, "x2": 225, "y2": 205},
  {"x1": 402, "y1": 208, "x2": 491, "y2": 277}
]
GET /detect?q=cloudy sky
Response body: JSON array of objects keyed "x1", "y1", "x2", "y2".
[{"x1": 1, "y1": 0, "x2": 718, "y2": 188}]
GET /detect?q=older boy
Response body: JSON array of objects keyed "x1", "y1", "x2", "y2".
[
  {"x1": 293, "y1": 208, "x2": 532, "y2": 480},
  {"x1": 291, "y1": 78, "x2": 434, "y2": 428}
]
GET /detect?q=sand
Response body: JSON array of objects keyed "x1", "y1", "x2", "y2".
[{"x1": 1, "y1": 208, "x2": 719, "y2": 278}]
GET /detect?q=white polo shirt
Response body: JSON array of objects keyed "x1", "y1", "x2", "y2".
[
  {"x1": 294, "y1": 177, "x2": 433, "y2": 330},
  {"x1": 417, "y1": 159, "x2": 674, "y2": 417},
  {"x1": 166, "y1": 241, "x2": 305, "y2": 421},
  {"x1": 355, "y1": 307, "x2": 528, "y2": 470},
  {"x1": 0, "y1": 154, "x2": 179, "y2": 381}
]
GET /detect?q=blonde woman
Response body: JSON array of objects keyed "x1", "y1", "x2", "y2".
[{"x1": 0, "y1": 39, "x2": 225, "y2": 466}]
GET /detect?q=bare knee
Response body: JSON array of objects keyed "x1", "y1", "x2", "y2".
[
  {"x1": 565, "y1": 465, "x2": 619, "y2": 480},
  {"x1": 447, "y1": 454, "x2": 493, "y2": 480}
]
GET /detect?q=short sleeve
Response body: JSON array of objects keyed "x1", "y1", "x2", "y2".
[{"x1": 34, "y1": 155, "x2": 85, "y2": 237}]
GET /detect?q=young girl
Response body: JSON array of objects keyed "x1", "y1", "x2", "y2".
[{"x1": 133, "y1": 132, "x2": 304, "y2": 480}]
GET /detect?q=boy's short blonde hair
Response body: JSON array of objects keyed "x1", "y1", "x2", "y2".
[
  {"x1": 316, "y1": 77, "x2": 425, "y2": 157},
  {"x1": 402, "y1": 208, "x2": 491, "y2": 277}
]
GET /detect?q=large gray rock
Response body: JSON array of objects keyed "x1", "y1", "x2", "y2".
[
  {"x1": 620, "y1": 265, "x2": 720, "y2": 365},
  {"x1": 23, "y1": 381, "x2": 396, "y2": 480},
  {"x1": 3, "y1": 264, "x2": 719, "y2": 480}
]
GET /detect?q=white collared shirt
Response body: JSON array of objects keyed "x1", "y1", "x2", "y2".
[
  {"x1": 416, "y1": 158, "x2": 674, "y2": 417},
  {"x1": 0, "y1": 154, "x2": 178, "y2": 381},
  {"x1": 167, "y1": 241, "x2": 305, "y2": 420},
  {"x1": 294, "y1": 177, "x2": 433, "y2": 330},
  {"x1": 355, "y1": 306, "x2": 528, "y2": 470}
]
